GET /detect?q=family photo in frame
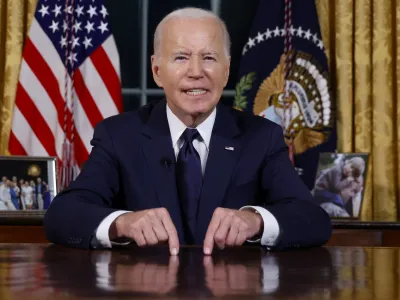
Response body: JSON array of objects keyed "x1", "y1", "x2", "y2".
[
  {"x1": 0, "y1": 156, "x2": 57, "y2": 216},
  {"x1": 312, "y1": 152, "x2": 369, "y2": 219}
]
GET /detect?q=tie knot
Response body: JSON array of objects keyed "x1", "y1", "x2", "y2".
[{"x1": 181, "y1": 128, "x2": 200, "y2": 143}]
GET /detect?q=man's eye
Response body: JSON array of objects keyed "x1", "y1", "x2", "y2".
[
  {"x1": 205, "y1": 56, "x2": 215, "y2": 61},
  {"x1": 175, "y1": 56, "x2": 186, "y2": 60}
]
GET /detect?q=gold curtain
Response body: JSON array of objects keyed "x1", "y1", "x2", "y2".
[
  {"x1": 0, "y1": 0, "x2": 37, "y2": 155},
  {"x1": 316, "y1": 0, "x2": 400, "y2": 221}
]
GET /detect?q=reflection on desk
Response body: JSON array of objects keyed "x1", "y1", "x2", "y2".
[{"x1": 0, "y1": 244, "x2": 399, "y2": 299}]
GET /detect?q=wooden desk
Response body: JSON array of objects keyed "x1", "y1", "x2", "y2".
[
  {"x1": 2, "y1": 222, "x2": 400, "y2": 247},
  {"x1": 0, "y1": 244, "x2": 399, "y2": 299},
  {"x1": 327, "y1": 221, "x2": 400, "y2": 247}
]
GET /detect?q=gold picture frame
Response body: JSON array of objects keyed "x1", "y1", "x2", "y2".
[{"x1": 312, "y1": 152, "x2": 369, "y2": 219}]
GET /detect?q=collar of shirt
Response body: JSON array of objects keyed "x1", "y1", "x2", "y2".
[{"x1": 166, "y1": 103, "x2": 216, "y2": 151}]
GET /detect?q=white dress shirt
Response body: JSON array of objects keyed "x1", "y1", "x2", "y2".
[{"x1": 92, "y1": 104, "x2": 280, "y2": 248}]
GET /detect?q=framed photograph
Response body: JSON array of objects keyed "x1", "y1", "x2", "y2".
[
  {"x1": 0, "y1": 156, "x2": 57, "y2": 224},
  {"x1": 311, "y1": 152, "x2": 369, "y2": 219}
]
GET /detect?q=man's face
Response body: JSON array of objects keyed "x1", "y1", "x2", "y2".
[
  {"x1": 151, "y1": 17, "x2": 230, "y2": 119},
  {"x1": 343, "y1": 163, "x2": 352, "y2": 177},
  {"x1": 37, "y1": 178, "x2": 42, "y2": 184}
]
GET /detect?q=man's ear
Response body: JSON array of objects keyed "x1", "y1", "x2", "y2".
[{"x1": 151, "y1": 55, "x2": 163, "y2": 88}]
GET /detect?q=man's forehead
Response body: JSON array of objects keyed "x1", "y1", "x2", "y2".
[
  {"x1": 163, "y1": 28, "x2": 223, "y2": 51},
  {"x1": 162, "y1": 17, "x2": 223, "y2": 40}
]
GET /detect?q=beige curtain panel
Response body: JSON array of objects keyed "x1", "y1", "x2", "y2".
[
  {"x1": 317, "y1": 0, "x2": 400, "y2": 221},
  {"x1": 0, "y1": 0, "x2": 399, "y2": 220}
]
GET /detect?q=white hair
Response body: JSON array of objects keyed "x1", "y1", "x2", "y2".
[{"x1": 153, "y1": 7, "x2": 231, "y2": 59}]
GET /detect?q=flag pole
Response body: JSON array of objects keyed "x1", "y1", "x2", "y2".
[
  {"x1": 60, "y1": 0, "x2": 76, "y2": 191},
  {"x1": 283, "y1": 0, "x2": 295, "y2": 165},
  {"x1": 68, "y1": 0, "x2": 77, "y2": 186}
]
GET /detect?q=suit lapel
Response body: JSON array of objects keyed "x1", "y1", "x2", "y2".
[
  {"x1": 141, "y1": 100, "x2": 184, "y2": 241},
  {"x1": 196, "y1": 105, "x2": 242, "y2": 242}
]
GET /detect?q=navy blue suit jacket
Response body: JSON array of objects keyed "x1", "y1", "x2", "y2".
[{"x1": 44, "y1": 99, "x2": 332, "y2": 249}]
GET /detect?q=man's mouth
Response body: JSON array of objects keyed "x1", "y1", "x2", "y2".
[{"x1": 185, "y1": 89, "x2": 208, "y2": 96}]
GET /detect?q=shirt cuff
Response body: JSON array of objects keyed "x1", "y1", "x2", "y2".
[
  {"x1": 92, "y1": 210, "x2": 132, "y2": 249},
  {"x1": 240, "y1": 205, "x2": 280, "y2": 247}
]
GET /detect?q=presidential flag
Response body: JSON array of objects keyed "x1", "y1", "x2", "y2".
[
  {"x1": 234, "y1": 0, "x2": 336, "y2": 189},
  {"x1": 8, "y1": 0, "x2": 123, "y2": 190}
]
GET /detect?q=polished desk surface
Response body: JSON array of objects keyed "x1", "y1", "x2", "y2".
[{"x1": 0, "y1": 244, "x2": 399, "y2": 299}]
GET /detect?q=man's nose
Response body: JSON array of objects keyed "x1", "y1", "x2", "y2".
[{"x1": 187, "y1": 57, "x2": 203, "y2": 78}]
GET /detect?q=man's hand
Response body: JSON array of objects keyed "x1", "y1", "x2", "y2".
[
  {"x1": 203, "y1": 208, "x2": 263, "y2": 255},
  {"x1": 110, "y1": 208, "x2": 179, "y2": 255}
]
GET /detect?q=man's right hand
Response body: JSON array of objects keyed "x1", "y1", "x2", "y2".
[{"x1": 109, "y1": 208, "x2": 179, "y2": 255}]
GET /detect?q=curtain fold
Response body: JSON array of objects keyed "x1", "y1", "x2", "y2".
[
  {"x1": 316, "y1": 0, "x2": 400, "y2": 221},
  {"x1": 0, "y1": 0, "x2": 37, "y2": 155}
]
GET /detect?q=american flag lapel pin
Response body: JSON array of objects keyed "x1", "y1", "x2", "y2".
[{"x1": 225, "y1": 146, "x2": 234, "y2": 151}]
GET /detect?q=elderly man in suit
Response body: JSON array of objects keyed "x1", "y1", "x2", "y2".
[{"x1": 44, "y1": 7, "x2": 332, "y2": 255}]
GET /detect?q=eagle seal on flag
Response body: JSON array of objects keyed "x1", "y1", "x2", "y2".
[
  {"x1": 252, "y1": 52, "x2": 332, "y2": 155},
  {"x1": 234, "y1": 0, "x2": 336, "y2": 190}
]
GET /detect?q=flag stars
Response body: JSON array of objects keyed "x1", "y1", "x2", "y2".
[
  {"x1": 100, "y1": 5, "x2": 108, "y2": 18},
  {"x1": 63, "y1": 21, "x2": 69, "y2": 32},
  {"x1": 59, "y1": 36, "x2": 67, "y2": 48},
  {"x1": 98, "y1": 21, "x2": 109, "y2": 33},
  {"x1": 273, "y1": 26, "x2": 280, "y2": 37},
  {"x1": 65, "y1": 5, "x2": 73, "y2": 15},
  {"x1": 70, "y1": 37, "x2": 80, "y2": 49},
  {"x1": 297, "y1": 26, "x2": 304, "y2": 37},
  {"x1": 68, "y1": 52, "x2": 78, "y2": 65},
  {"x1": 52, "y1": 4, "x2": 62, "y2": 17},
  {"x1": 242, "y1": 46, "x2": 248, "y2": 55},
  {"x1": 85, "y1": 21, "x2": 95, "y2": 33},
  {"x1": 38, "y1": 5, "x2": 49, "y2": 17},
  {"x1": 244, "y1": 27, "x2": 324, "y2": 54},
  {"x1": 83, "y1": 36, "x2": 93, "y2": 49},
  {"x1": 73, "y1": 21, "x2": 82, "y2": 33},
  {"x1": 289, "y1": 26, "x2": 297, "y2": 36},
  {"x1": 247, "y1": 37, "x2": 256, "y2": 48},
  {"x1": 255, "y1": 32, "x2": 264, "y2": 43},
  {"x1": 304, "y1": 29, "x2": 312, "y2": 40},
  {"x1": 87, "y1": 5, "x2": 98, "y2": 18},
  {"x1": 49, "y1": 21, "x2": 59, "y2": 33},
  {"x1": 264, "y1": 29, "x2": 272, "y2": 39},
  {"x1": 76, "y1": 5, "x2": 84, "y2": 17}
]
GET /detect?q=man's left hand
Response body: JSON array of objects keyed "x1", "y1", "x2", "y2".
[{"x1": 203, "y1": 208, "x2": 263, "y2": 255}]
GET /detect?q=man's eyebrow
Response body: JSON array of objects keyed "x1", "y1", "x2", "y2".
[
  {"x1": 203, "y1": 51, "x2": 219, "y2": 56},
  {"x1": 172, "y1": 50, "x2": 190, "y2": 55}
]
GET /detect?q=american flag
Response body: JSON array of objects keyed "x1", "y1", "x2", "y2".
[{"x1": 8, "y1": 0, "x2": 123, "y2": 190}]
